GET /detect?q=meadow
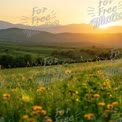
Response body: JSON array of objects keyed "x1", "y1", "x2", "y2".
[{"x1": 0, "y1": 58, "x2": 122, "y2": 122}]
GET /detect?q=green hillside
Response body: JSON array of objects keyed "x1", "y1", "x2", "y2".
[
  {"x1": 0, "y1": 41, "x2": 122, "y2": 68},
  {"x1": 0, "y1": 28, "x2": 122, "y2": 48}
]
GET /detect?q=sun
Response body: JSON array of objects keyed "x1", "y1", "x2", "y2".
[{"x1": 99, "y1": 23, "x2": 116, "y2": 29}]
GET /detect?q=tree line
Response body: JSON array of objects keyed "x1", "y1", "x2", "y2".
[{"x1": 0, "y1": 48, "x2": 121, "y2": 69}]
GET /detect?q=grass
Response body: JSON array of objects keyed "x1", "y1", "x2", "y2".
[
  {"x1": 0, "y1": 42, "x2": 55, "y2": 57},
  {"x1": 1, "y1": 41, "x2": 120, "y2": 61},
  {"x1": 0, "y1": 59, "x2": 122, "y2": 122}
]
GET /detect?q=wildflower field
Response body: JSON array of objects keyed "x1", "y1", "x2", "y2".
[{"x1": 0, "y1": 59, "x2": 122, "y2": 122}]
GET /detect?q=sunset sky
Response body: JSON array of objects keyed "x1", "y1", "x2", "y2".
[{"x1": 0, "y1": 0, "x2": 122, "y2": 26}]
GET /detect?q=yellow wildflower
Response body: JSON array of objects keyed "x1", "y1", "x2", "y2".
[
  {"x1": 75, "y1": 91, "x2": 79, "y2": 94},
  {"x1": 85, "y1": 94, "x2": 89, "y2": 97},
  {"x1": 58, "y1": 110, "x2": 64, "y2": 115},
  {"x1": 107, "y1": 104, "x2": 113, "y2": 109},
  {"x1": 31, "y1": 111, "x2": 39, "y2": 116},
  {"x1": 3, "y1": 94, "x2": 10, "y2": 99},
  {"x1": 97, "y1": 70, "x2": 103, "y2": 75},
  {"x1": 107, "y1": 92, "x2": 112, "y2": 97},
  {"x1": 41, "y1": 110, "x2": 47, "y2": 115},
  {"x1": 103, "y1": 82, "x2": 108, "y2": 86},
  {"x1": 114, "y1": 87, "x2": 118, "y2": 91},
  {"x1": 112, "y1": 101, "x2": 118, "y2": 106},
  {"x1": 22, "y1": 115, "x2": 29, "y2": 120},
  {"x1": 11, "y1": 88, "x2": 17, "y2": 92},
  {"x1": 65, "y1": 70, "x2": 71, "y2": 74},
  {"x1": 32, "y1": 105, "x2": 42, "y2": 111},
  {"x1": 93, "y1": 94, "x2": 100, "y2": 98},
  {"x1": 105, "y1": 79, "x2": 110, "y2": 82},
  {"x1": 76, "y1": 98, "x2": 80, "y2": 102},
  {"x1": 98, "y1": 102, "x2": 106, "y2": 106},
  {"x1": 84, "y1": 113, "x2": 94, "y2": 120},
  {"x1": 27, "y1": 118, "x2": 35, "y2": 122},
  {"x1": 43, "y1": 118, "x2": 52, "y2": 122},
  {"x1": 37, "y1": 87, "x2": 46, "y2": 92},
  {"x1": 22, "y1": 95, "x2": 30, "y2": 102}
]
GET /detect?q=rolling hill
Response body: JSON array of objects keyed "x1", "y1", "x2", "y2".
[
  {"x1": 1, "y1": 20, "x2": 122, "y2": 33},
  {"x1": 0, "y1": 28, "x2": 122, "y2": 47}
]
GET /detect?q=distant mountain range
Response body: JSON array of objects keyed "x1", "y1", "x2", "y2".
[
  {"x1": 0, "y1": 28, "x2": 122, "y2": 48},
  {"x1": 1, "y1": 20, "x2": 122, "y2": 33}
]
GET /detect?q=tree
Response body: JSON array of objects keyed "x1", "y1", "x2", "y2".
[{"x1": 24, "y1": 54, "x2": 33, "y2": 66}]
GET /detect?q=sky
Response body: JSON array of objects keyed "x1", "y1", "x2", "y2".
[{"x1": 0, "y1": 0, "x2": 122, "y2": 26}]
